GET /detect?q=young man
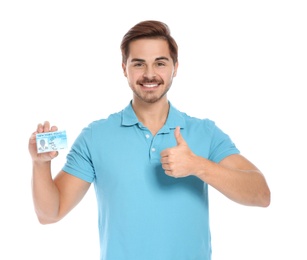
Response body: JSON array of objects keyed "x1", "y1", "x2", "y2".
[{"x1": 29, "y1": 20, "x2": 270, "y2": 260}]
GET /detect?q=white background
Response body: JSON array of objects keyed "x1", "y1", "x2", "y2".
[{"x1": 1, "y1": 1, "x2": 306, "y2": 259}]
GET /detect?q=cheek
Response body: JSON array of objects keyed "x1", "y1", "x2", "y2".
[
  {"x1": 158, "y1": 68, "x2": 175, "y2": 77},
  {"x1": 162, "y1": 72, "x2": 175, "y2": 80},
  {"x1": 127, "y1": 70, "x2": 143, "y2": 80}
]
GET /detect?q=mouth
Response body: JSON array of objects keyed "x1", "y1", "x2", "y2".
[{"x1": 141, "y1": 83, "x2": 159, "y2": 88}]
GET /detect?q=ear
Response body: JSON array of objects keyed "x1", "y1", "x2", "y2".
[
  {"x1": 122, "y1": 63, "x2": 127, "y2": 77},
  {"x1": 173, "y1": 61, "x2": 179, "y2": 77}
]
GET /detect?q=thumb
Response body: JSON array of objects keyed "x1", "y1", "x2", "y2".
[{"x1": 174, "y1": 126, "x2": 185, "y2": 146}]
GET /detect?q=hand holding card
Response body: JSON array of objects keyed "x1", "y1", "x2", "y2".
[{"x1": 36, "y1": 130, "x2": 68, "y2": 153}]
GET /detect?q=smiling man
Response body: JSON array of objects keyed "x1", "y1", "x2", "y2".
[{"x1": 29, "y1": 20, "x2": 270, "y2": 260}]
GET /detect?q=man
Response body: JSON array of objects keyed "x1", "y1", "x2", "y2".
[{"x1": 29, "y1": 20, "x2": 270, "y2": 260}]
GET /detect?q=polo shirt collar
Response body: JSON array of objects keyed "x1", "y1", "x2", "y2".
[
  {"x1": 121, "y1": 101, "x2": 139, "y2": 126},
  {"x1": 121, "y1": 101, "x2": 186, "y2": 133}
]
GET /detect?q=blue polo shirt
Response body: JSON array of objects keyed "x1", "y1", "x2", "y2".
[{"x1": 63, "y1": 101, "x2": 240, "y2": 260}]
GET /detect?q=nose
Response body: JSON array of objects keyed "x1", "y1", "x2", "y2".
[{"x1": 143, "y1": 66, "x2": 156, "y2": 79}]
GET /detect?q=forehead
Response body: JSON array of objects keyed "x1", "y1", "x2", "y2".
[{"x1": 128, "y1": 38, "x2": 171, "y2": 60}]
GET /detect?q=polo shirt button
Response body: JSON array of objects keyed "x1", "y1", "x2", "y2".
[
  {"x1": 145, "y1": 134, "x2": 150, "y2": 138},
  {"x1": 151, "y1": 148, "x2": 156, "y2": 152}
]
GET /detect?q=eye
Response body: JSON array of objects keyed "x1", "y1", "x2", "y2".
[
  {"x1": 156, "y1": 62, "x2": 166, "y2": 67},
  {"x1": 133, "y1": 62, "x2": 144, "y2": 67}
]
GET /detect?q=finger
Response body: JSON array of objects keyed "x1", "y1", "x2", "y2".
[
  {"x1": 49, "y1": 151, "x2": 59, "y2": 159},
  {"x1": 161, "y1": 163, "x2": 168, "y2": 170},
  {"x1": 38, "y1": 150, "x2": 59, "y2": 162},
  {"x1": 164, "y1": 170, "x2": 172, "y2": 176},
  {"x1": 160, "y1": 148, "x2": 171, "y2": 157},
  {"x1": 43, "y1": 121, "x2": 51, "y2": 132},
  {"x1": 37, "y1": 123, "x2": 44, "y2": 133},
  {"x1": 29, "y1": 131, "x2": 37, "y2": 142},
  {"x1": 51, "y1": 125, "x2": 58, "y2": 132},
  {"x1": 174, "y1": 126, "x2": 185, "y2": 146}
]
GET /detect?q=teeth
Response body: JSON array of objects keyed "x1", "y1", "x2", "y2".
[{"x1": 143, "y1": 84, "x2": 158, "y2": 88}]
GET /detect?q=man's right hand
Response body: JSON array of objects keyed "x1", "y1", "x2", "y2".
[{"x1": 29, "y1": 121, "x2": 59, "y2": 162}]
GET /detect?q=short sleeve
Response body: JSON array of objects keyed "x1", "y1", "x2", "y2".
[
  {"x1": 62, "y1": 126, "x2": 95, "y2": 183},
  {"x1": 208, "y1": 121, "x2": 240, "y2": 163}
]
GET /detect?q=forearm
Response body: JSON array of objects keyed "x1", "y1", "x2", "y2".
[
  {"x1": 194, "y1": 156, "x2": 270, "y2": 207},
  {"x1": 31, "y1": 161, "x2": 61, "y2": 224}
]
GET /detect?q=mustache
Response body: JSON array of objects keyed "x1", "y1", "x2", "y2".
[{"x1": 137, "y1": 79, "x2": 163, "y2": 85}]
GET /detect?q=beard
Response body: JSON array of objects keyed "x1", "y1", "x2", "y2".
[
  {"x1": 131, "y1": 79, "x2": 172, "y2": 104},
  {"x1": 132, "y1": 87, "x2": 170, "y2": 103}
]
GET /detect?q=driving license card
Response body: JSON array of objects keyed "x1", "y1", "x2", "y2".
[{"x1": 36, "y1": 130, "x2": 68, "y2": 153}]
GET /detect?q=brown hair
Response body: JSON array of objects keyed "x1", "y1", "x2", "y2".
[{"x1": 120, "y1": 20, "x2": 178, "y2": 65}]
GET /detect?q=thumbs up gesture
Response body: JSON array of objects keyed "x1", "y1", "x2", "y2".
[{"x1": 160, "y1": 126, "x2": 197, "y2": 178}]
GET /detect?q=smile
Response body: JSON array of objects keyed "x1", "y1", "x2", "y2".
[{"x1": 142, "y1": 83, "x2": 159, "y2": 88}]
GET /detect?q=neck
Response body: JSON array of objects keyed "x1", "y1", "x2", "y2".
[{"x1": 132, "y1": 98, "x2": 170, "y2": 135}]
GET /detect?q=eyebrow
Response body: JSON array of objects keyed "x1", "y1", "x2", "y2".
[{"x1": 131, "y1": 56, "x2": 170, "y2": 63}]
